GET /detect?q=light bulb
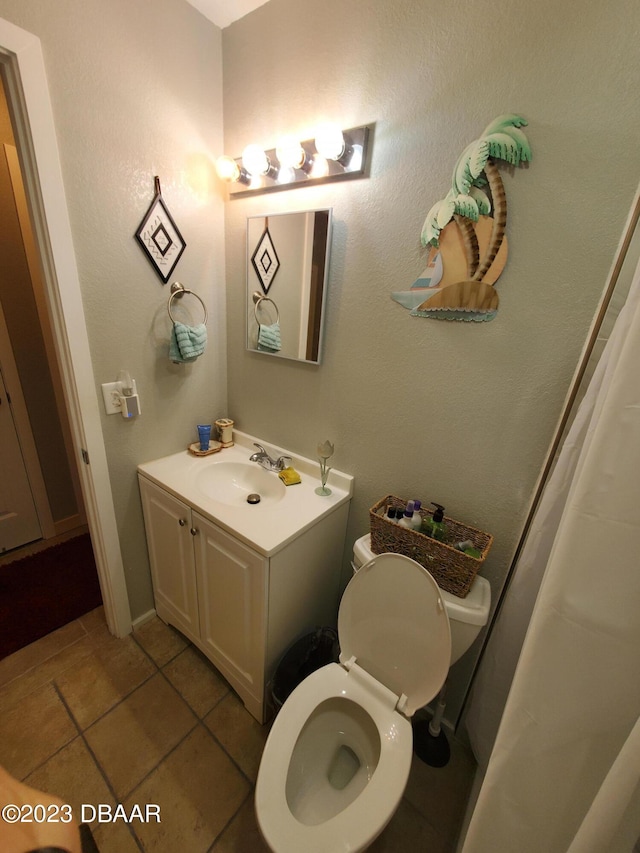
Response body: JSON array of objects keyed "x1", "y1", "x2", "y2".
[
  {"x1": 215, "y1": 155, "x2": 240, "y2": 182},
  {"x1": 277, "y1": 166, "x2": 295, "y2": 184},
  {"x1": 275, "y1": 135, "x2": 305, "y2": 169},
  {"x1": 242, "y1": 144, "x2": 270, "y2": 176},
  {"x1": 314, "y1": 123, "x2": 345, "y2": 160},
  {"x1": 310, "y1": 155, "x2": 329, "y2": 179}
]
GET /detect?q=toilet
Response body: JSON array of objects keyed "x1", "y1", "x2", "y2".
[{"x1": 255, "y1": 538, "x2": 491, "y2": 853}]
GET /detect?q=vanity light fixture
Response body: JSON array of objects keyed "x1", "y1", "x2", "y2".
[{"x1": 216, "y1": 123, "x2": 372, "y2": 197}]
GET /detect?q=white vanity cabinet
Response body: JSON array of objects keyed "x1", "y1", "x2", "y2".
[
  {"x1": 138, "y1": 480, "x2": 200, "y2": 639},
  {"x1": 139, "y1": 479, "x2": 266, "y2": 715},
  {"x1": 194, "y1": 511, "x2": 266, "y2": 711},
  {"x1": 138, "y1": 448, "x2": 352, "y2": 724}
]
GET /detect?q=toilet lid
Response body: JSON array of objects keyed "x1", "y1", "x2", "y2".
[{"x1": 338, "y1": 553, "x2": 451, "y2": 717}]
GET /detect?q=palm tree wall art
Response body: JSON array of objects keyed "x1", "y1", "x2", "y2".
[{"x1": 392, "y1": 114, "x2": 532, "y2": 322}]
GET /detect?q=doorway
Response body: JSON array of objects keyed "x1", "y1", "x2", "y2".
[
  {"x1": 0, "y1": 17, "x2": 131, "y2": 638},
  {"x1": 1, "y1": 90, "x2": 87, "y2": 554}
]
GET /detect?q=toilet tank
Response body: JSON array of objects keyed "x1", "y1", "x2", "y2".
[{"x1": 352, "y1": 534, "x2": 491, "y2": 665}]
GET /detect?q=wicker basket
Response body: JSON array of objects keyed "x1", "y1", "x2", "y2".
[{"x1": 369, "y1": 495, "x2": 493, "y2": 598}]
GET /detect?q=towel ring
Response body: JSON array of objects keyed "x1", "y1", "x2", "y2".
[
  {"x1": 253, "y1": 292, "x2": 280, "y2": 327},
  {"x1": 168, "y1": 282, "x2": 208, "y2": 324}
]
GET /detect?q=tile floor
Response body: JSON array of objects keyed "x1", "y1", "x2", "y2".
[{"x1": 0, "y1": 608, "x2": 475, "y2": 852}]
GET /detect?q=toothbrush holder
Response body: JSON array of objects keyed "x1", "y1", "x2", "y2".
[{"x1": 215, "y1": 418, "x2": 234, "y2": 447}]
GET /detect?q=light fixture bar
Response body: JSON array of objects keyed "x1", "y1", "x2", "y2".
[{"x1": 219, "y1": 124, "x2": 373, "y2": 198}]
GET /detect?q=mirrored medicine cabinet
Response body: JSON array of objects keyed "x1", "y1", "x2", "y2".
[{"x1": 246, "y1": 208, "x2": 332, "y2": 364}]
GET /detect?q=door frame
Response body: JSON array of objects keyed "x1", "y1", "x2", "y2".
[{"x1": 0, "y1": 18, "x2": 131, "y2": 637}]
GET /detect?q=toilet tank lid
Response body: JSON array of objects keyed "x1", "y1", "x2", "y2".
[{"x1": 353, "y1": 534, "x2": 491, "y2": 627}]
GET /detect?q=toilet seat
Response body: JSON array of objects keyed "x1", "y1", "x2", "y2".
[
  {"x1": 256, "y1": 662, "x2": 414, "y2": 853},
  {"x1": 338, "y1": 552, "x2": 451, "y2": 715},
  {"x1": 256, "y1": 553, "x2": 452, "y2": 852}
]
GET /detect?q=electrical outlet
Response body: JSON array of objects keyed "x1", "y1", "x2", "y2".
[
  {"x1": 101, "y1": 379, "x2": 139, "y2": 415},
  {"x1": 101, "y1": 382, "x2": 122, "y2": 415}
]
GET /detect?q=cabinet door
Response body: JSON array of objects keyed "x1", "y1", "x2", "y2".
[
  {"x1": 193, "y1": 513, "x2": 267, "y2": 705},
  {"x1": 139, "y1": 477, "x2": 200, "y2": 640}
]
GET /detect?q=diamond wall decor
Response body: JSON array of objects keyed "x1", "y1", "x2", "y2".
[{"x1": 135, "y1": 176, "x2": 186, "y2": 284}]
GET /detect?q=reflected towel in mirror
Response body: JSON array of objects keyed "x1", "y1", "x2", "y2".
[
  {"x1": 170, "y1": 322, "x2": 207, "y2": 362},
  {"x1": 257, "y1": 322, "x2": 281, "y2": 352}
]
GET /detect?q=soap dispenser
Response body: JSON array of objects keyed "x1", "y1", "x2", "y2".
[
  {"x1": 385, "y1": 506, "x2": 399, "y2": 523},
  {"x1": 410, "y1": 499, "x2": 423, "y2": 530},
  {"x1": 425, "y1": 503, "x2": 446, "y2": 540},
  {"x1": 398, "y1": 500, "x2": 416, "y2": 529}
]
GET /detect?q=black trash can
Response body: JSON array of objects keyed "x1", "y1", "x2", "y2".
[{"x1": 272, "y1": 627, "x2": 339, "y2": 710}]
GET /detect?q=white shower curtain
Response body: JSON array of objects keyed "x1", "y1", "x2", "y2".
[{"x1": 461, "y1": 256, "x2": 640, "y2": 853}]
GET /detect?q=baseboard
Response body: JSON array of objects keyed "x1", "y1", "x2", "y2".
[
  {"x1": 53, "y1": 514, "x2": 85, "y2": 536},
  {"x1": 131, "y1": 608, "x2": 157, "y2": 630}
]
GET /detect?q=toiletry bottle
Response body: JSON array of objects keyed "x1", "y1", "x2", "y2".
[
  {"x1": 386, "y1": 506, "x2": 398, "y2": 523},
  {"x1": 398, "y1": 500, "x2": 415, "y2": 529},
  {"x1": 427, "y1": 503, "x2": 446, "y2": 540},
  {"x1": 410, "y1": 499, "x2": 422, "y2": 530}
]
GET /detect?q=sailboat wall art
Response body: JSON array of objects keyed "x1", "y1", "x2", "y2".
[{"x1": 392, "y1": 114, "x2": 532, "y2": 322}]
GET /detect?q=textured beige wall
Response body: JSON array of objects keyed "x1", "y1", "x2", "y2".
[
  {"x1": 0, "y1": 0, "x2": 226, "y2": 617},
  {"x1": 222, "y1": 0, "x2": 640, "y2": 721}
]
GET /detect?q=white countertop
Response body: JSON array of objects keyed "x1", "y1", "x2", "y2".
[{"x1": 137, "y1": 431, "x2": 354, "y2": 556}]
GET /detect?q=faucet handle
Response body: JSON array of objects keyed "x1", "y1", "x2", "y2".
[
  {"x1": 276, "y1": 455, "x2": 292, "y2": 470},
  {"x1": 249, "y1": 443, "x2": 267, "y2": 462}
]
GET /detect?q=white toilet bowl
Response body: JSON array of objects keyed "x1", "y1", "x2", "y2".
[{"x1": 256, "y1": 552, "x2": 452, "y2": 853}]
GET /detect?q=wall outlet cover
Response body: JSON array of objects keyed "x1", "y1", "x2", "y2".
[{"x1": 102, "y1": 380, "x2": 138, "y2": 415}]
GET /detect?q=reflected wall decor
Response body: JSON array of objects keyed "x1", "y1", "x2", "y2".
[{"x1": 251, "y1": 219, "x2": 280, "y2": 294}]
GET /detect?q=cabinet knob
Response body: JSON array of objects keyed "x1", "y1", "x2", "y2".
[
  {"x1": 178, "y1": 518, "x2": 186, "y2": 526},
  {"x1": 190, "y1": 527, "x2": 198, "y2": 536}
]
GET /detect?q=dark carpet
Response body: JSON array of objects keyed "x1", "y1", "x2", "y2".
[{"x1": 0, "y1": 534, "x2": 102, "y2": 660}]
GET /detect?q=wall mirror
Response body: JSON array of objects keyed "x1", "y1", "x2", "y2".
[{"x1": 246, "y1": 208, "x2": 332, "y2": 363}]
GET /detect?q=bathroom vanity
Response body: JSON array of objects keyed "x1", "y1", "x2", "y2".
[{"x1": 138, "y1": 432, "x2": 354, "y2": 723}]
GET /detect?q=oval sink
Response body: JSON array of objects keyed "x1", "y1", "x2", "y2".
[{"x1": 196, "y1": 461, "x2": 286, "y2": 506}]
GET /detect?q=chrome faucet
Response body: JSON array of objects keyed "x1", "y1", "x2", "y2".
[{"x1": 249, "y1": 443, "x2": 291, "y2": 473}]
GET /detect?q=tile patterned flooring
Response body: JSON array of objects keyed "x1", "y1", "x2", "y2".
[{"x1": 0, "y1": 608, "x2": 475, "y2": 852}]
